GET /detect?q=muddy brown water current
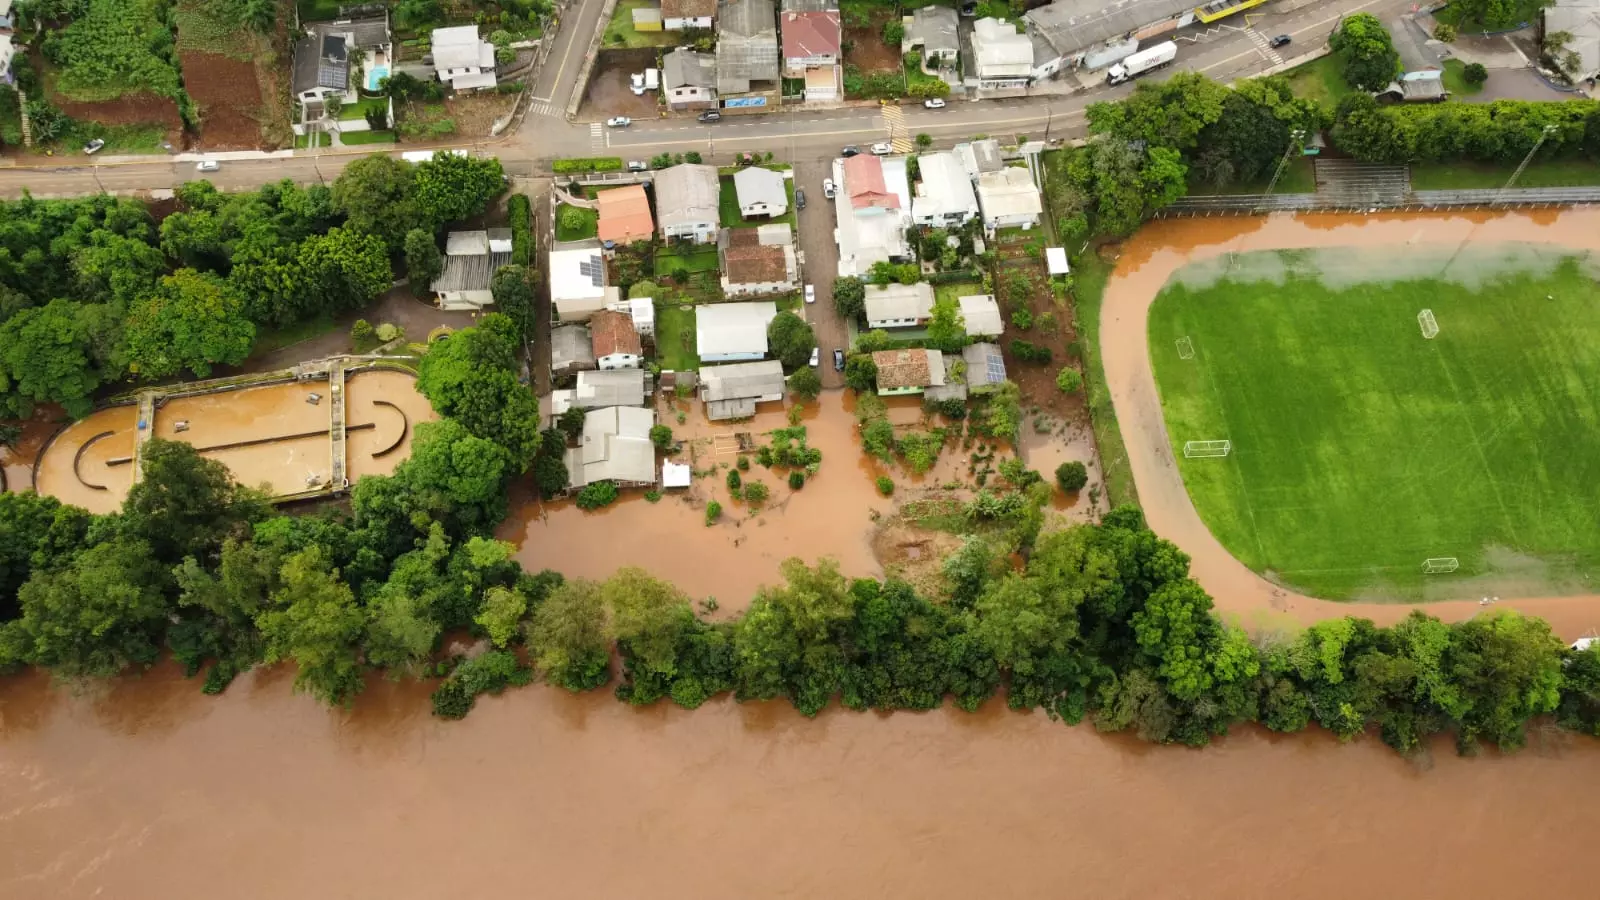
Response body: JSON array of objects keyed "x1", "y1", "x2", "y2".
[{"x1": 6, "y1": 212, "x2": 1600, "y2": 898}]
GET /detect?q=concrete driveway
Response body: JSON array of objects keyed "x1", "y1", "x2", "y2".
[{"x1": 792, "y1": 159, "x2": 848, "y2": 389}]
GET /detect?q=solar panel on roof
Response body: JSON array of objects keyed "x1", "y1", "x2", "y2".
[
  {"x1": 986, "y1": 353, "x2": 1004, "y2": 382},
  {"x1": 317, "y1": 64, "x2": 347, "y2": 89},
  {"x1": 577, "y1": 256, "x2": 603, "y2": 286}
]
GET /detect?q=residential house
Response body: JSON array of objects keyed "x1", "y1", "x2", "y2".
[
  {"x1": 961, "y1": 342, "x2": 1008, "y2": 394},
  {"x1": 291, "y1": 15, "x2": 393, "y2": 132},
  {"x1": 655, "y1": 164, "x2": 722, "y2": 244},
  {"x1": 0, "y1": 0, "x2": 13, "y2": 29},
  {"x1": 781, "y1": 10, "x2": 842, "y2": 101},
  {"x1": 863, "y1": 283, "x2": 935, "y2": 330},
  {"x1": 591, "y1": 309, "x2": 644, "y2": 370},
  {"x1": 733, "y1": 166, "x2": 789, "y2": 219},
  {"x1": 699, "y1": 360, "x2": 788, "y2": 420},
  {"x1": 967, "y1": 18, "x2": 1033, "y2": 89},
  {"x1": 432, "y1": 24, "x2": 498, "y2": 91},
  {"x1": 663, "y1": 47, "x2": 718, "y2": 110},
  {"x1": 550, "y1": 248, "x2": 612, "y2": 321},
  {"x1": 955, "y1": 139, "x2": 1006, "y2": 178},
  {"x1": 1545, "y1": 0, "x2": 1600, "y2": 82},
  {"x1": 564, "y1": 406, "x2": 658, "y2": 489},
  {"x1": 910, "y1": 151, "x2": 979, "y2": 227},
  {"x1": 597, "y1": 185, "x2": 656, "y2": 246},
  {"x1": 558, "y1": 369, "x2": 649, "y2": 412},
  {"x1": 1024, "y1": 0, "x2": 1199, "y2": 76},
  {"x1": 834, "y1": 154, "x2": 912, "y2": 277},
  {"x1": 907, "y1": 5, "x2": 959, "y2": 63},
  {"x1": 719, "y1": 226, "x2": 799, "y2": 297},
  {"x1": 958, "y1": 294, "x2": 1004, "y2": 338},
  {"x1": 872, "y1": 348, "x2": 946, "y2": 396},
  {"x1": 976, "y1": 167, "x2": 1043, "y2": 230},
  {"x1": 629, "y1": 296, "x2": 656, "y2": 338},
  {"x1": 717, "y1": 0, "x2": 781, "y2": 100},
  {"x1": 697, "y1": 301, "x2": 778, "y2": 362},
  {"x1": 430, "y1": 229, "x2": 513, "y2": 310},
  {"x1": 663, "y1": 0, "x2": 717, "y2": 30},
  {"x1": 662, "y1": 461, "x2": 693, "y2": 488},
  {"x1": 551, "y1": 324, "x2": 598, "y2": 375}
]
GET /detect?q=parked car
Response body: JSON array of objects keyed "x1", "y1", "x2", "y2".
[
  {"x1": 822, "y1": 178, "x2": 837, "y2": 198},
  {"x1": 1270, "y1": 34, "x2": 1291, "y2": 48},
  {"x1": 698, "y1": 110, "x2": 722, "y2": 122},
  {"x1": 606, "y1": 116, "x2": 632, "y2": 127},
  {"x1": 196, "y1": 160, "x2": 220, "y2": 172},
  {"x1": 840, "y1": 145, "x2": 861, "y2": 158},
  {"x1": 795, "y1": 187, "x2": 806, "y2": 209},
  {"x1": 923, "y1": 98, "x2": 946, "y2": 109},
  {"x1": 83, "y1": 139, "x2": 105, "y2": 155},
  {"x1": 804, "y1": 284, "x2": 816, "y2": 304},
  {"x1": 627, "y1": 160, "x2": 648, "y2": 172},
  {"x1": 810, "y1": 347, "x2": 820, "y2": 367},
  {"x1": 870, "y1": 142, "x2": 892, "y2": 156},
  {"x1": 833, "y1": 349, "x2": 845, "y2": 371}
]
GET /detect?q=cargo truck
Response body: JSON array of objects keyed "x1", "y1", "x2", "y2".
[{"x1": 1106, "y1": 41, "x2": 1177, "y2": 86}]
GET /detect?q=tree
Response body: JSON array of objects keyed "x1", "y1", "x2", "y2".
[
  {"x1": 844, "y1": 354, "x2": 878, "y2": 392},
  {"x1": 123, "y1": 439, "x2": 266, "y2": 566},
  {"x1": 1055, "y1": 460, "x2": 1088, "y2": 492},
  {"x1": 1444, "y1": 611, "x2": 1564, "y2": 750},
  {"x1": 1432, "y1": 23, "x2": 1457, "y2": 43},
  {"x1": 404, "y1": 228, "x2": 442, "y2": 298},
  {"x1": 766, "y1": 310, "x2": 816, "y2": 370},
  {"x1": 257, "y1": 546, "x2": 367, "y2": 706},
  {"x1": 397, "y1": 418, "x2": 516, "y2": 519},
  {"x1": 171, "y1": 538, "x2": 281, "y2": 689},
  {"x1": 576, "y1": 481, "x2": 619, "y2": 510},
  {"x1": 293, "y1": 226, "x2": 392, "y2": 319},
  {"x1": 123, "y1": 269, "x2": 255, "y2": 380},
  {"x1": 915, "y1": 132, "x2": 932, "y2": 150},
  {"x1": 14, "y1": 539, "x2": 171, "y2": 679},
  {"x1": 925, "y1": 296, "x2": 967, "y2": 352},
  {"x1": 883, "y1": 19, "x2": 905, "y2": 45},
  {"x1": 489, "y1": 266, "x2": 535, "y2": 338},
  {"x1": 526, "y1": 579, "x2": 611, "y2": 690},
  {"x1": 705, "y1": 500, "x2": 722, "y2": 525},
  {"x1": 978, "y1": 381, "x2": 1023, "y2": 441},
  {"x1": 833, "y1": 277, "x2": 866, "y2": 320},
  {"x1": 1448, "y1": 0, "x2": 1532, "y2": 30},
  {"x1": 331, "y1": 154, "x2": 418, "y2": 251},
  {"x1": 1330, "y1": 14, "x2": 1400, "y2": 92},
  {"x1": 0, "y1": 299, "x2": 113, "y2": 419},
  {"x1": 416, "y1": 315, "x2": 543, "y2": 466},
  {"x1": 0, "y1": 493, "x2": 80, "y2": 618},
  {"x1": 649, "y1": 424, "x2": 674, "y2": 450},
  {"x1": 475, "y1": 585, "x2": 528, "y2": 648},
  {"x1": 788, "y1": 367, "x2": 822, "y2": 401},
  {"x1": 363, "y1": 583, "x2": 441, "y2": 677},
  {"x1": 413, "y1": 153, "x2": 505, "y2": 229},
  {"x1": 1463, "y1": 62, "x2": 1488, "y2": 87},
  {"x1": 733, "y1": 558, "x2": 854, "y2": 714}
]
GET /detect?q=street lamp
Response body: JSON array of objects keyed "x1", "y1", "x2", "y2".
[
  {"x1": 1496, "y1": 123, "x2": 1559, "y2": 203},
  {"x1": 1256, "y1": 127, "x2": 1306, "y2": 212}
]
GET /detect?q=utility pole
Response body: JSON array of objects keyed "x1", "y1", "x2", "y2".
[
  {"x1": 1256, "y1": 127, "x2": 1305, "y2": 213},
  {"x1": 1496, "y1": 123, "x2": 1558, "y2": 204}
]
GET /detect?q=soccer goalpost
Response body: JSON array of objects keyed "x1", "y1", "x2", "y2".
[
  {"x1": 1418, "y1": 309, "x2": 1439, "y2": 339},
  {"x1": 1183, "y1": 440, "x2": 1232, "y2": 458},
  {"x1": 1421, "y1": 557, "x2": 1459, "y2": 574}
]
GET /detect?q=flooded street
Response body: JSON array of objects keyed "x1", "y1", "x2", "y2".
[
  {"x1": 1101, "y1": 209, "x2": 1600, "y2": 639},
  {"x1": 3, "y1": 663, "x2": 1597, "y2": 899}
]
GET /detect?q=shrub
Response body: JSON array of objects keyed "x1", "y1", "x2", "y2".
[
  {"x1": 1463, "y1": 62, "x2": 1488, "y2": 86},
  {"x1": 552, "y1": 157, "x2": 624, "y2": 173},
  {"x1": 1433, "y1": 23, "x2": 1457, "y2": 43},
  {"x1": 685, "y1": 151, "x2": 703, "y2": 164},
  {"x1": 644, "y1": 489, "x2": 662, "y2": 503},
  {"x1": 883, "y1": 20, "x2": 905, "y2": 45},
  {"x1": 431, "y1": 650, "x2": 532, "y2": 719},
  {"x1": 575, "y1": 481, "x2": 619, "y2": 510},
  {"x1": 1010, "y1": 340, "x2": 1053, "y2": 364},
  {"x1": 1055, "y1": 461, "x2": 1089, "y2": 492},
  {"x1": 650, "y1": 424, "x2": 674, "y2": 450},
  {"x1": 743, "y1": 481, "x2": 769, "y2": 506},
  {"x1": 1011, "y1": 309, "x2": 1034, "y2": 330},
  {"x1": 1056, "y1": 367, "x2": 1083, "y2": 394},
  {"x1": 705, "y1": 500, "x2": 722, "y2": 525},
  {"x1": 508, "y1": 194, "x2": 532, "y2": 265},
  {"x1": 375, "y1": 322, "x2": 402, "y2": 342},
  {"x1": 726, "y1": 469, "x2": 742, "y2": 491},
  {"x1": 876, "y1": 475, "x2": 894, "y2": 496},
  {"x1": 351, "y1": 319, "x2": 375, "y2": 346},
  {"x1": 737, "y1": 455, "x2": 750, "y2": 471},
  {"x1": 788, "y1": 471, "x2": 805, "y2": 490}
]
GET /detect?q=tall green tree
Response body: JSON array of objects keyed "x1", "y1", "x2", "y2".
[
  {"x1": 415, "y1": 315, "x2": 542, "y2": 466},
  {"x1": 413, "y1": 153, "x2": 506, "y2": 228},
  {"x1": 257, "y1": 546, "x2": 368, "y2": 706},
  {"x1": 14, "y1": 539, "x2": 172, "y2": 678},
  {"x1": 332, "y1": 154, "x2": 418, "y2": 251},
  {"x1": 122, "y1": 439, "x2": 267, "y2": 566},
  {"x1": 924, "y1": 296, "x2": 967, "y2": 352},
  {"x1": 0, "y1": 299, "x2": 116, "y2": 418},
  {"x1": 489, "y1": 266, "x2": 535, "y2": 338},
  {"x1": 733, "y1": 558, "x2": 854, "y2": 715},
  {"x1": 124, "y1": 269, "x2": 256, "y2": 379},
  {"x1": 766, "y1": 310, "x2": 816, "y2": 371},
  {"x1": 404, "y1": 228, "x2": 443, "y2": 299},
  {"x1": 1330, "y1": 13, "x2": 1400, "y2": 92},
  {"x1": 526, "y1": 578, "x2": 611, "y2": 691},
  {"x1": 170, "y1": 538, "x2": 282, "y2": 689}
]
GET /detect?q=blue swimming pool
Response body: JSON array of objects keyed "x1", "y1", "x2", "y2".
[{"x1": 367, "y1": 65, "x2": 389, "y2": 92}]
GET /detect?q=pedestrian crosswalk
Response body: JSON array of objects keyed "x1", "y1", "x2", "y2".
[
  {"x1": 590, "y1": 122, "x2": 605, "y2": 150},
  {"x1": 881, "y1": 104, "x2": 914, "y2": 154},
  {"x1": 1247, "y1": 29, "x2": 1285, "y2": 67},
  {"x1": 526, "y1": 98, "x2": 561, "y2": 118}
]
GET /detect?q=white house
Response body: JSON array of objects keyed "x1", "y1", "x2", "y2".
[
  {"x1": 655, "y1": 164, "x2": 722, "y2": 244},
  {"x1": 662, "y1": 47, "x2": 718, "y2": 110},
  {"x1": 958, "y1": 294, "x2": 1004, "y2": 338},
  {"x1": 564, "y1": 406, "x2": 658, "y2": 489},
  {"x1": 590, "y1": 309, "x2": 643, "y2": 370},
  {"x1": 976, "y1": 167, "x2": 1043, "y2": 230},
  {"x1": 733, "y1": 167, "x2": 788, "y2": 219},
  {"x1": 697, "y1": 301, "x2": 778, "y2": 362},
  {"x1": 550, "y1": 248, "x2": 611, "y2": 322},
  {"x1": 430, "y1": 229, "x2": 513, "y2": 310},
  {"x1": 910, "y1": 151, "x2": 979, "y2": 227},
  {"x1": 907, "y1": 5, "x2": 959, "y2": 62},
  {"x1": 0, "y1": 34, "x2": 14, "y2": 87},
  {"x1": 663, "y1": 0, "x2": 716, "y2": 30},
  {"x1": 864, "y1": 283, "x2": 935, "y2": 330},
  {"x1": 969, "y1": 18, "x2": 1033, "y2": 89},
  {"x1": 834, "y1": 154, "x2": 913, "y2": 278},
  {"x1": 700, "y1": 360, "x2": 788, "y2": 419},
  {"x1": 720, "y1": 226, "x2": 799, "y2": 297},
  {"x1": 629, "y1": 296, "x2": 656, "y2": 338},
  {"x1": 432, "y1": 25, "x2": 498, "y2": 91},
  {"x1": 290, "y1": 16, "x2": 393, "y2": 134}
]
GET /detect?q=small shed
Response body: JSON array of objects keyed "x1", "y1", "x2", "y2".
[
  {"x1": 1046, "y1": 247, "x2": 1070, "y2": 276},
  {"x1": 662, "y1": 461, "x2": 692, "y2": 488}
]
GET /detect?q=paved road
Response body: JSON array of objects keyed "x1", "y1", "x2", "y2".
[{"x1": 792, "y1": 160, "x2": 847, "y2": 389}]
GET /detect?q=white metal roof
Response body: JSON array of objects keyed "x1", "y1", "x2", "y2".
[
  {"x1": 958, "y1": 294, "x2": 1004, "y2": 337},
  {"x1": 450, "y1": 71, "x2": 498, "y2": 90},
  {"x1": 864, "y1": 283, "x2": 935, "y2": 322},
  {"x1": 734, "y1": 167, "x2": 788, "y2": 212},
  {"x1": 573, "y1": 369, "x2": 648, "y2": 408},
  {"x1": 977, "y1": 167, "x2": 1043, "y2": 220},
  {"x1": 911, "y1": 151, "x2": 979, "y2": 221},
  {"x1": 432, "y1": 25, "x2": 486, "y2": 69},
  {"x1": 662, "y1": 461, "x2": 692, "y2": 488},
  {"x1": 1046, "y1": 246, "x2": 1070, "y2": 275},
  {"x1": 699, "y1": 359, "x2": 786, "y2": 401},
  {"x1": 549, "y1": 248, "x2": 608, "y2": 301},
  {"x1": 971, "y1": 18, "x2": 1034, "y2": 77},
  {"x1": 696, "y1": 301, "x2": 777, "y2": 357}
]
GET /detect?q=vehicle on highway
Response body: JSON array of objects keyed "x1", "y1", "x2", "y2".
[
  {"x1": 83, "y1": 139, "x2": 105, "y2": 155},
  {"x1": 698, "y1": 110, "x2": 722, "y2": 122},
  {"x1": 196, "y1": 160, "x2": 220, "y2": 172},
  {"x1": 606, "y1": 116, "x2": 632, "y2": 127},
  {"x1": 795, "y1": 188, "x2": 806, "y2": 209},
  {"x1": 840, "y1": 145, "x2": 861, "y2": 157},
  {"x1": 804, "y1": 284, "x2": 815, "y2": 304},
  {"x1": 1270, "y1": 34, "x2": 1291, "y2": 48},
  {"x1": 923, "y1": 98, "x2": 946, "y2": 109},
  {"x1": 810, "y1": 347, "x2": 820, "y2": 367},
  {"x1": 822, "y1": 178, "x2": 837, "y2": 198},
  {"x1": 870, "y1": 142, "x2": 892, "y2": 156},
  {"x1": 833, "y1": 349, "x2": 845, "y2": 371},
  {"x1": 627, "y1": 160, "x2": 649, "y2": 172},
  {"x1": 1106, "y1": 40, "x2": 1176, "y2": 85}
]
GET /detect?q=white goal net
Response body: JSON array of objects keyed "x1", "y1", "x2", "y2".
[
  {"x1": 1421, "y1": 557, "x2": 1459, "y2": 574},
  {"x1": 1183, "y1": 440, "x2": 1232, "y2": 458},
  {"x1": 1175, "y1": 336, "x2": 1195, "y2": 360},
  {"x1": 1418, "y1": 309, "x2": 1439, "y2": 339}
]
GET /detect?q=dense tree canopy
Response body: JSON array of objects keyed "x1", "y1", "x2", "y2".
[
  {"x1": 416, "y1": 314, "x2": 542, "y2": 467},
  {"x1": 124, "y1": 269, "x2": 255, "y2": 379},
  {"x1": 1330, "y1": 14, "x2": 1400, "y2": 92},
  {"x1": 766, "y1": 311, "x2": 816, "y2": 371}
]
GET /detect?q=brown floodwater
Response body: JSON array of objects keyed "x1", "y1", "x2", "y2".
[{"x1": 1100, "y1": 209, "x2": 1600, "y2": 639}]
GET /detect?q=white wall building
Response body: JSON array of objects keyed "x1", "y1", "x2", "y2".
[
  {"x1": 564, "y1": 406, "x2": 658, "y2": 489},
  {"x1": 697, "y1": 301, "x2": 778, "y2": 362},
  {"x1": 550, "y1": 248, "x2": 612, "y2": 322},
  {"x1": 969, "y1": 18, "x2": 1033, "y2": 89},
  {"x1": 655, "y1": 164, "x2": 722, "y2": 244},
  {"x1": 910, "y1": 151, "x2": 979, "y2": 227},
  {"x1": 432, "y1": 25, "x2": 498, "y2": 91},
  {"x1": 864, "y1": 283, "x2": 936, "y2": 330},
  {"x1": 976, "y1": 167, "x2": 1044, "y2": 230},
  {"x1": 662, "y1": 0, "x2": 717, "y2": 30}
]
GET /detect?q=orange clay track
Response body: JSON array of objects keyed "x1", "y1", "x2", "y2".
[{"x1": 1101, "y1": 208, "x2": 1600, "y2": 641}]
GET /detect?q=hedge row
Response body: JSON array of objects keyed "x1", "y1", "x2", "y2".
[
  {"x1": 508, "y1": 193, "x2": 532, "y2": 266},
  {"x1": 1331, "y1": 96, "x2": 1600, "y2": 166},
  {"x1": 552, "y1": 157, "x2": 624, "y2": 173}
]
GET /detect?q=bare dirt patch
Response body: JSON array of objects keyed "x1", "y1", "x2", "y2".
[
  {"x1": 181, "y1": 52, "x2": 269, "y2": 149},
  {"x1": 443, "y1": 92, "x2": 519, "y2": 136},
  {"x1": 581, "y1": 49, "x2": 665, "y2": 120},
  {"x1": 871, "y1": 516, "x2": 965, "y2": 598},
  {"x1": 54, "y1": 92, "x2": 182, "y2": 131},
  {"x1": 844, "y1": 10, "x2": 901, "y2": 72}
]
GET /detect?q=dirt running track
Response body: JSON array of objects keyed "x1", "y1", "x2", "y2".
[{"x1": 1100, "y1": 208, "x2": 1600, "y2": 640}]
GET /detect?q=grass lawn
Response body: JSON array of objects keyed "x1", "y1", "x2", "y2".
[
  {"x1": 59, "y1": 122, "x2": 171, "y2": 154},
  {"x1": 655, "y1": 246, "x2": 721, "y2": 276},
  {"x1": 1409, "y1": 159, "x2": 1600, "y2": 190},
  {"x1": 653, "y1": 300, "x2": 700, "y2": 371},
  {"x1": 1187, "y1": 157, "x2": 1316, "y2": 196},
  {"x1": 604, "y1": 0, "x2": 685, "y2": 49},
  {"x1": 339, "y1": 96, "x2": 390, "y2": 121},
  {"x1": 1440, "y1": 59, "x2": 1483, "y2": 97},
  {"x1": 933, "y1": 281, "x2": 985, "y2": 307},
  {"x1": 556, "y1": 203, "x2": 599, "y2": 242},
  {"x1": 1283, "y1": 54, "x2": 1353, "y2": 108},
  {"x1": 718, "y1": 175, "x2": 798, "y2": 228},
  {"x1": 252, "y1": 315, "x2": 339, "y2": 357},
  {"x1": 1147, "y1": 247, "x2": 1600, "y2": 601},
  {"x1": 1071, "y1": 253, "x2": 1137, "y2": 509},
  {"x1": 341, "y1": 130, "x2": 396, "y2": 145}
]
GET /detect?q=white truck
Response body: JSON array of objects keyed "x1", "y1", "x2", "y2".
[
  {"x1": 1106, "y1": 41, "x2": 1176, "y2": 86},
  {"x1": 645, "y1": 68, "x2": 660, "y2": 90}
]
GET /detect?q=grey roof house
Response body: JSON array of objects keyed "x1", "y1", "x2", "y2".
[
  {"x1": 551, "y1": 324, "x2": 598, "y2": 375},
  {"x1": 699, "y1": 360, "x2": 788, "y2": 420},
  {"x1": 908, "y1": 5, "x2": 959, "y2": 61},
  {"x1": 1025, "y1": 0, "x2": 1196, "y2": 72},
  {"x1": 663, "y1": 47, "x2": 719, "y2": 109},
  {"x1": 717, "y1": 0, "x2": 781, "y2": 94},
  {"x1": 430, "y1": 229, "x2": 512, "y2": 311},
  {"x1": 733, "y1": 166, "x2": 788, "y2": 218},
  {"x1": 654, "y1": 164, "x2": 722, "y2": 243}
]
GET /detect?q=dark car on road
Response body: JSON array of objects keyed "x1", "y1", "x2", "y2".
[
  {"x1": 698, "y1": 110, "x2": 722, "y2": 122},
  {"x1": 840, "y1": 145, "x2": 861, "y2": 158},
  {"x1": 833, "y1": 349, "x2": 845, "y2": 371},
  {"x1": 1270, "y1": 34, "x2": 1291, "y2": 48},
  {"x1": 795, "y1": 188, "x2": 806, "y2": 209}
]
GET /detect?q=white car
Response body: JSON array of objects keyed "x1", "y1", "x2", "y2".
[
  {"x1": 923, "y1": 98, "x2": 946, "y2": 109},
  {"x1": 804, "y1": 284, "x2": 816, "y2": 304},
  {"x1": 822, "y1": 178, "x2": 837, "y2": 199},
  {"x1": 606, "y1": 116, "x2": 632, "y2": 128},
  {"x1": 196, "y1": 160, "x2": 220, "y2": 172},
  {"x1": 870, "y1": 142, "x2": 892, "y2": 156},
  {"x1": 809, "y1": 347, "x2": 820, "y2": 367}
]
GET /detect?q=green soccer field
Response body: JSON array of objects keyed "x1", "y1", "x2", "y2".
[{"x1": 1147, "y1": 246, "x2": 1600, "y2": 601}]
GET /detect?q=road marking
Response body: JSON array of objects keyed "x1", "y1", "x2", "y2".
[
  {"x1": 1201, "y1": 0, "x2": 1394, "y2": 77},
  {"x1": 591, "y1": 122, "x2": 605, "y2": 150},
  {"x1": 1247, "y1": 29, "x2": 1285, "y2": 67}
]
